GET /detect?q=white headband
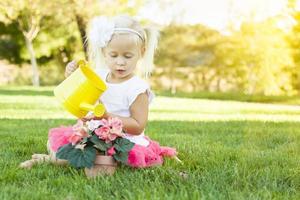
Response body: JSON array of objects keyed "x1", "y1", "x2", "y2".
[
  {"x1": 88, "y1": 17, "x2": 145, "y2": 49},
  {"x1": 114, "y1": 27, "x2": 145, "y2": 42}
]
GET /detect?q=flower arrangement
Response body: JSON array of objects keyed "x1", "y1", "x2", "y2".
[{"x1": 56, "y1": 117, "x2": 134, "y2": 169}]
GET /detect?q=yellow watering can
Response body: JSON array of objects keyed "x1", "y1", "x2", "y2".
[{"x1": 54, "y1": 60, "x2": 107, "y2": 118}]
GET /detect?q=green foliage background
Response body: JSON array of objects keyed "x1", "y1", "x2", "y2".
[{"x1": 1, "y1": 0, "x2": 300, "y2": 95}]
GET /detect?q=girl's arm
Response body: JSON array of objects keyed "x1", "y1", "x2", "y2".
[
  {"x1": 104, "y1": 92, "x2": 149, "y2": 135},
  {"x1": 82, "y1": 92, "x2": 149, "y2": 135}
]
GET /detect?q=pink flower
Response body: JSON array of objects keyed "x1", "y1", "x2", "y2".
[
  {"x1": 72, "y1": 120, "x2": 84, "y2": 132},
  {"x1": 107, "y1": 147, "x2": 116, "y2": 156},
  {"x1": 95, "y1": 126, "x2": 110, "y2": 140},
  {"x1": 68, "y1": 120, "x2": 89, "y2": 145},
  {"x1": 69, "y1": 134, "x2": 82, "y2": 145},
  {"x1": 68, "y1": 129, "x2": 88, "y2": 145},
  {"x1": 94, "y1": 117, "x2": 124, "y2": 143},
  {"x1": 109, "y1": 117, "x2": 123, "y2": 133},
  {"x1": 101, "y1": 118, "x2": 110, "y2": 127},
  {"x1": 107, "y1": 133, "x2": 117, "y2": 142},
  {"x1": 111, "y1": 130, "x2": 125, "y2": 137}
]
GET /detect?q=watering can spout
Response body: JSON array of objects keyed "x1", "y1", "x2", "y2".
[
  {"x1": 79, "y1": 103, "x2": 105, "y2": 117},
  {"x1": 54, "y1": 60, "x2": 107, "y2": 118}
]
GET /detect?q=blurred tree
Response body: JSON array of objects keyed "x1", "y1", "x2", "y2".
[
  {"x1": 211, "y1": 19, "x2": 294, "y2": 95},
  {"x1": 244, "y1": 19, "x2": 294, "y2": 95},
  {"x1": 0, "y1": 0, "x2": 143, "y2": 86},
  {"x1": 287, "y1": 0, "x2": 300, "y2": 91},
  {"x1": 156, "y1": 24, "x2": 221, "y2": 93},
  {"x1": 0, "y1": 0, "x2": 68, "y2": 86},
  {"x1": 156, "y1": 18, "x2": 294, "y2": 95},
  {"x1": 0, "y1": 21, "x2": 24, "y2": 64}
]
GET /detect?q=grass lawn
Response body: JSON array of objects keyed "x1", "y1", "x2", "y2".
[{"x1": 0, "y1": 86, "x2": 299, "y2": 200}]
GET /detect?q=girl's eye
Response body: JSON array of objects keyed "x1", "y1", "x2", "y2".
[
  {"x1": 124, "y1": 55, "x2": 133, "y2": 59},
  {"x1": 110, "y1": 54, "x2": 117, "y2": 58}
]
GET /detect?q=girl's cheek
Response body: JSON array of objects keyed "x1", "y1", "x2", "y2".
[{"x1": 107, "y1": 58, "x2": 115, "y2": 63}]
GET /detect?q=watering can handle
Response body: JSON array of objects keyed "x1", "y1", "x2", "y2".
[{"x1": 80, "y1": 103, "x2": 105, "y2": 117}]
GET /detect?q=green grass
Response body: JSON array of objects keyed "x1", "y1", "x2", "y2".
[
  {"x1": 157, "y1": 90, "x2": 300, "y2": 105},
  {"x1": 0, "y1": 86, "x2": 299, "y2": 200}
]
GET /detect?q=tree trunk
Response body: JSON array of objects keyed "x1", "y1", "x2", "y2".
[
  {"x1": 217, "y1": 78, "x2": 221, "y2": 91},
  {"x1": 25, "y1": 36, "x2": 39, "y2": 86},
  {"x1": 75, "y1": 14, "x2": 88, "y2": 60},
  {"x1": 170, "y1": 67, "x2": 176, "y2": 94}
]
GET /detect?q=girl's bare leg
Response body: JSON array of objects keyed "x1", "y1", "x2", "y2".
[{"x1": 19, "y1": 140, "x2": 68, "y2": 169}]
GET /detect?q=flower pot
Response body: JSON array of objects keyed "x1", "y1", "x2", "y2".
[{"x1": 85, "y1": 155, "x2": 117, "y2": 177}]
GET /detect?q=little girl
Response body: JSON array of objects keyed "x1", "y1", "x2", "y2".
[{"x1": 20, "y1": 15, "x2": 177, "y2": 169}]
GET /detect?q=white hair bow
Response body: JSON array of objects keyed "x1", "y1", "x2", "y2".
[{"x1": 88, "y1": 16, "x2": 115, "y2": 48}]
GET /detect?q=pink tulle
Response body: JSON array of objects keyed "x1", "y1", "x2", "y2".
[
  {"x1": 127, "y1": 138, "x2": 177, "y2": 168},
  {"x1": 48, "y1": 126, "x2": 73, "y2": 152},
  {"x1": 48, "y1": 127, "x2": 177, "y2": 168}
]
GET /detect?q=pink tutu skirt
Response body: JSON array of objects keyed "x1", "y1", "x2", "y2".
[{"x1": 48, "y1": 126, "x2": 177, "y2": 168}]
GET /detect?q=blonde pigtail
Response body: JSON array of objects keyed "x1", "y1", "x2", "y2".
[
  {"x1": 87, "y1": 45, "x2": 106, "y2": 69},
  {"x1": 139, "y1": 27, "x2": 159, "y2": 79}
]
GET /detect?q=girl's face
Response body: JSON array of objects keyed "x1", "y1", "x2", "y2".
[{"x1": 103, "y1": 34, "x2": 144, "y2": 82}]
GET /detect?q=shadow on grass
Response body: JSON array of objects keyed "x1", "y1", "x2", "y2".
[{"x1": 0, "y1": 89, "x2": 54, "y2": 96}]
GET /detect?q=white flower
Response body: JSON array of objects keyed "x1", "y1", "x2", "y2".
[
  {"x1": 75, "y1": 143, "x2": 86, "y2": 150},
  {"x1": 88, "y1": 16, "x2": 115, "y2": 48},
  {"x1": 86, "y1": 120, "x2": 104, "y2": 131}
]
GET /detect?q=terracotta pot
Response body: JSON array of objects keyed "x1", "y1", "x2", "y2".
[{"x1": 85, "y1": 155, "x2": 117, "y2": 177}]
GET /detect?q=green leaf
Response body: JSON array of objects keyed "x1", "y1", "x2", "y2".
[
  {"x1": 56, "y1": 143, "x2": 74, "y2": 160},
  {"x1": 105, "y1": 142, "x2": 113, "y2": 149},
  {"x1": 114, "y1": 138, "x2": 135, "y2": 152},
  {"x1": 89, "y1": 134, "x2": 112, "y2": 152},
  {"x1": 90, "y1": 135, "x2": 107, "y2": 151},
  {"x1": 56, "y1": 143, "x2": 97, "y2": 168},
  {"x1": 94, "y1": 143, "x2": 107, "y2": 152},
  {"x1": 81, "y1": 137, "x2": 88, "y2": 144},
  {"x1": 88, "y1": 130, "x2": 93, "y2": 136},
  {"x1": 89, "y1": 134, "x2": 101, "y2": 144},
  {"x1": 67, "y1": 146, "x2": 96, "y2": 169},
  {"x1": 113, "y1": 151, "x2": 128, "y2": 164}
]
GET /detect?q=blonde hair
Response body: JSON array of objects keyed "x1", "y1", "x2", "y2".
[{"x1": 86, "y1": 15, "x2": 159, "y2": 78}]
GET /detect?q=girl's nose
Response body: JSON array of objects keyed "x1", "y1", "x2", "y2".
[{"x1": 116, "y1": 57, "x2": 126, "y2": 66}]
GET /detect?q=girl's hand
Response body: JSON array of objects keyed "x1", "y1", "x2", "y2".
[
  {"x1": 81, "y1": 112, "x2": 108, "y2": 122},
  {"x1": 81, "y1": 114, "x2": 97, "y2": 122},
  {"x1": 65, "y1": 60, "x2": 78, "y2": 78}
]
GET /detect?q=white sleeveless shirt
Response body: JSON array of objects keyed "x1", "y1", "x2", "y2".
[{"x1": 95, "y1": 69, "x2": 154, "y2": 147}]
